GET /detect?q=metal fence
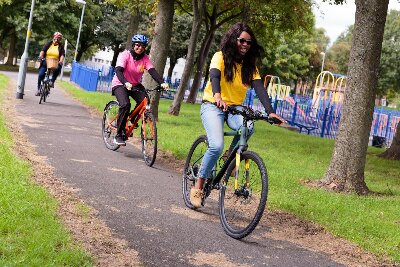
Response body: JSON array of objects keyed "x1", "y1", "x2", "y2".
[{"x1": 70, "y1": 62, "x2": 399, "y2": 147}]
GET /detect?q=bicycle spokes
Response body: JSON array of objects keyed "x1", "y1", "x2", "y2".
[
  {"x1": 182, "y1": 135, "x2": 208, "y2": 209},
  {"x1": 219, "y1": 151, "x2": 268, "y2": 239},
  {"x1": 102, "y1": 101, "x2": 120, "y2": 151},
  {"x1": 141, "y1": 112, "x2": 157, "y2": 167}
]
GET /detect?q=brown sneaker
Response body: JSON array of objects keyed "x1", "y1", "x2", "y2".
[{"x1": 190, "y1": 188, "x2": 204, "y2": 208}]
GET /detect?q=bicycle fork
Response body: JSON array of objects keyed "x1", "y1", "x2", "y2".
[{"x1": 234, "y1": 126, "x2": 250, "y2": 193}]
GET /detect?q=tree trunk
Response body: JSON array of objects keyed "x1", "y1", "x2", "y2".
[
  {"x1": 111, "y1": 43, "x2": 123, "y2": 67},
  {"x1": 5, "y1": 29, "x2": 16, "y2": 65},
  {"x1": 167, "y1": 56, "x2": 177, "y2": 81},
  {"x1": 125, "y1": 13, "x2": 141, "y2": 50},
  {"x1": 142, "y1": 0, "x2": 174, "y2": 120},
  {"x1": 378, "y1": 122, "x2": 400, "y2": 159},
  {"x1": 186, "y1": 30, "x2": 215, "y2": 103},
  {"x1": 322, "y1": 0, "x2": 389, "y2": 194},
  {"x1": 168, "y1": 0, "x2": 205, "y2": 115}
]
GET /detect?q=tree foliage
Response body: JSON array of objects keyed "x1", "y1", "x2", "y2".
[
  {"x1": 328, "y1": 9, "x2": 400, "y2": 96},
  {"x1": 0, "y1": 0, "x2": 104, "y2": 63}
]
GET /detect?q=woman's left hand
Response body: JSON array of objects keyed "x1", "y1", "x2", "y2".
[{"x1": 268, "y1": 113, "x2": 287, "y2": 124}]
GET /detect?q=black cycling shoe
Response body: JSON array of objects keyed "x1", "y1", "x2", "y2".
[
  {"x1": 114, "y1": 135, "x2": 126, "y2": 146},
  {"x1": 35, "y1": 90, "x2": 40, "y2": 96},
  {"x1": 49, "y1": 81, "x2": 54, "y2": 88}
]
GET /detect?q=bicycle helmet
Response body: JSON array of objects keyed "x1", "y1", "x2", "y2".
[
  {"x1": 131, "y1": 34, "x2": 148, "y2": 46},
  {"x1": 53, "y1": 32, "x2": 63, "y2": 40}
]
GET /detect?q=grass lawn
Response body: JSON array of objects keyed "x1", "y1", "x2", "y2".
[
  {"x1": 60, "y1": 80, "x2": 400, "y2": 264},
  {"x1": 0, "y1": 74, "x2": 93, "y2": 266}
]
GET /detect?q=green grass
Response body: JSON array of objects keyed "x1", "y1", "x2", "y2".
[
  {"x1": 0, "y1": 75, "x2": 93, "y2": 266},
  {"x1": 60, "y1": 80, "x2": 400, "y2": 264}
]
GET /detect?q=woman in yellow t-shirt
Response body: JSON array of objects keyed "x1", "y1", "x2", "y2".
[
  {"x1": 36, "y1": 32, "x2": 65, "y2": 96},
  {"x1": 189, "y1": 22, "x2": 286, "y2": 208}
]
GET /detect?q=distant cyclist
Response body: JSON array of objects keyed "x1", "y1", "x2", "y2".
[
  {"x1": 36, "y1": 32, "x2": 65, "y2": 96},
  {"x1": 111, "y1": 34, "x2": 169, "y2": 146}
]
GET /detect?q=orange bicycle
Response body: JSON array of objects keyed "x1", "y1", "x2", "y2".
[{"x1": 102, "y1": 85, "x2": 163, "y2": 167}]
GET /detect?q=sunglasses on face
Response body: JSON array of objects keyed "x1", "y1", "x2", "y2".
[
  {"x1": 134, "y1": 43, "x2": 146, "y2": 48},
  {"x1": 237, "y1": 38, "x2": 252, "y2": 45}
]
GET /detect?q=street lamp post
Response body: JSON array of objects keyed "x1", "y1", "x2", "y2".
[
  {"x1": 320, "y1": 51, "x2": 326, "y2": 73},
  {"x1": 16, "y1": 0, "x2": 35, "y2": 99},
  {"x1": 74, "y1": 0, "x2": 86, "y2": 62},
  {"x1": 60, "y1": 39, "x2": 68, "y2": 80}
]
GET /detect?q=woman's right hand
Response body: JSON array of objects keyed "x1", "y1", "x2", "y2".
[
  {"x1": 214, "y1": 93, "x2": 227, "y2": 111},
  {"x1": 124, "y1": 82, "x2": 132, "y2": 90}
]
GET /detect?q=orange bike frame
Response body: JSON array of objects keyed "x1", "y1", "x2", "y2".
[{"x1": 125, "y1": 97, "x2": 149, "y2": 137}]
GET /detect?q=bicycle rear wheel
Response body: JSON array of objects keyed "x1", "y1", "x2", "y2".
[
  {"x1": 140, "y1": 111, "x2": 157, "y2": 167},
  {"x1": 219, "y1": 151, "x2": 268, "y2": 239},
  {"x1": 182, "y1": 135, "x2": 208, "y2": 209},
  {"x1": 102, "y1": 100, "x2": 120, "y2": 151}
]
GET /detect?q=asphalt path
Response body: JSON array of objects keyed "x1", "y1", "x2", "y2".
[{"x1": 3, "y1": 71, "x2": 344, "y2": 267}]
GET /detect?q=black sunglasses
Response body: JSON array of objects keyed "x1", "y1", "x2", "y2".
[
  {"x1": 237, "y1": 38, "x2": 252, "y2": 45},
  {"x1": 134, "y1": 43, "x2": 146, "y2": 48}
]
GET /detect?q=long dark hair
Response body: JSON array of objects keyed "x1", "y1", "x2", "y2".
[{"x1": 220, "y1": 22, "x2": 262, "y2": 85}]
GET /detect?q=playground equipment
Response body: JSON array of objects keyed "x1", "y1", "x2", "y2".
[
  {"x1": 264, "y1": 75, "x2": 291, "y2": 101},
  {"x1": 312, "y1": 71, "x2": 347, "y2": 115}
]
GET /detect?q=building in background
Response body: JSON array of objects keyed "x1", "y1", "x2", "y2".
[{"x1": 83, "y1": 48, "x2": 114, "y2": 69}]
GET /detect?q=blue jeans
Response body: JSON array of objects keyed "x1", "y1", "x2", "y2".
[{"x1": 198, "y1": 103, "x2": 254, "y2": 180}]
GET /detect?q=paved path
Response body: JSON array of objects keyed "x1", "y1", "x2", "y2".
[{"x1": 3, "y1": 71, "x2": 344, "y2": 267}]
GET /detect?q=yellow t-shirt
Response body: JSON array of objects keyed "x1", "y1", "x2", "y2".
[
  {"x1": 46, "y1": 43, "x2": 60, "y2": 59},
  {"x1": 202, "y1": 51, "x2": 261, "y2": 105}
]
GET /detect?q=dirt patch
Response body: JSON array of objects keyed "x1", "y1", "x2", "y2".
[
  {"x1": 3, "y1": 81, "x2": 398, "y2": 267},
  {"x1": 263, "y1": 211, "x2": 397, "y2": 267}
]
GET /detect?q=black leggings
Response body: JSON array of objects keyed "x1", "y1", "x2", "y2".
[{"x1": 113, "y1": 84, "x2": 146, "y2": 136}]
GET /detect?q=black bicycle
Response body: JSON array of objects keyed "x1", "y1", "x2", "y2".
[
  {"x1": 182, "y1": 105, "x2": 281, "y2": 239},
  {"x1": 38, "y1": 68, "x2": 53, "y2": 104}
]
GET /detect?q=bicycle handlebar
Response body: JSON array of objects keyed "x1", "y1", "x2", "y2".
[
  {"x1": 227, "y1": 105, "x2": 283, "y2": 125},
  {"x1": 127, "y1": 85, "x2": 165, "y2": 93}
]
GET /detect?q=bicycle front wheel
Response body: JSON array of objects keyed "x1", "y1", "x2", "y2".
[
  {"x1": 39, "y1": 84, "x2": 45, "y2": 104},
  {"x1": 182, "y1": 135, "x2": 208, "y2": 209},
  {"x1": 43, "y1": 84, "x2": 48, "y2": 103},
  {"x1": 141, "y1": 111, "x2": 157, "y2": 167},
  {"x1": 102, "y1": 101, "x2": 120, "y2": 151},
  {"x1": 219, "y1": 151, "x2": 268, "y2": 239}
]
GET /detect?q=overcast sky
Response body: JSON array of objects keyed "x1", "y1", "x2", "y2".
[{"x1": 313, "y1": 0, "x2": 400, "y2": 46}]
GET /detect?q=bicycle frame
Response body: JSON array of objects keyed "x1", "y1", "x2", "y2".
[
  {"x1": 207, "y1": 117, "x2": 253, "y2": 191},
  {"x1": 105, "y1": 88, "x2": 154, "y2": 137},
  {"x1": 43, "y1": 69, "x2": 53, "y2": 85},
  {"x1": 125, "y1": 97, "x2": 150, "y2": 137}
]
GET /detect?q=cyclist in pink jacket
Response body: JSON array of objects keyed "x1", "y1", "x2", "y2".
[{"x1": 111, "y1": 34, "x2": 169, "y2": 146}]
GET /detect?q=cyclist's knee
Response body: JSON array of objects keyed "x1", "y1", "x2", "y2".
[
  {"x1": 209, "y1": 143, "x2": 224, "y2": 156},
  {"x1": 119, "y1": 102, "x2": 131, "y2": 110}
]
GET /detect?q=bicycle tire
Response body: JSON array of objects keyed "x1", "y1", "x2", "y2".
[
  {"x1": 140, "y1": 111, "x2": 157, "y2": 167},
  {"x1": 102, "y1": 100, "x2": 120, "y2": 151},
  {"x1": 43, "y1": 83, "x2": 48, "y2": 103},
  {"x1": 182, "y1": 135, "x2": 208, "y2": 209},
  {"x1": 39, "y1": 84, "x2": 44, "y2": 104},
  {"x1": 219, "y1": 150, "x2": 268, "y2": 239}
]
